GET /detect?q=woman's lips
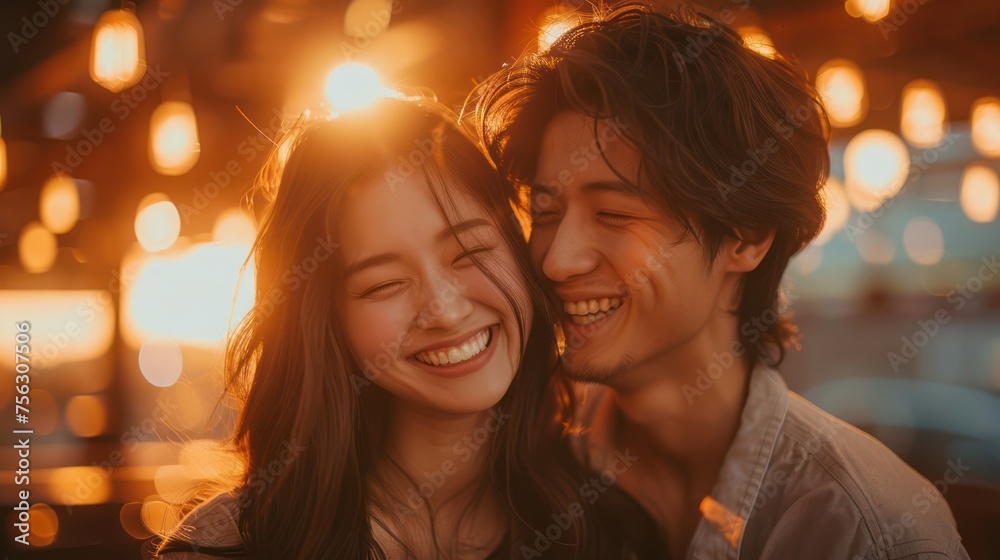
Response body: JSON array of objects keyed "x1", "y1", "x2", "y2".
[{"x1": 406, "y1": 324, "x2": 501, "y2": 378}]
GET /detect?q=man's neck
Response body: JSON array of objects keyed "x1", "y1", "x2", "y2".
[{"x1": 603, "y1": 309, "x2": 752, "y2": 485}]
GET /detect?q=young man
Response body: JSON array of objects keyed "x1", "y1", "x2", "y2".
[{"x1": 473, "y1": 2, "x2": 969, "y2": 558}]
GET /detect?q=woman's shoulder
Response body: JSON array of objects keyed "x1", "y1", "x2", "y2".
[{"x1": 153, "y1": 490, "x2": 247, "y2": 559}]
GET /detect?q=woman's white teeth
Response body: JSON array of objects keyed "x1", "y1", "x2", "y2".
[
  {"x1": 414, "y1": 329, "x2": 491, "y2": 366},
  {"x1": 564, "y1": 297, "x2": 622, "y2": 317}
]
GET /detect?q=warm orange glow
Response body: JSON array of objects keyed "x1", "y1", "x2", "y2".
[
  {"x1": 815, "y1": 178, "x2": 851, "y2": 245},
  {"x1": 150, "y1": 101, "x2": 200, "y2": 175},
  {"x1": 537, "y1": 6, "x2": 581, "y2": 53},
  {"x1": 738, "y1": 27, "x2": 777, "y2": 59},
  {"x1": 138, "y1": 337, "x2": 183, "y2": 387},
  {"x1": 40, "y1": 175, "x2": 80, "y2": 234},
  {"x1": 845, "y1": 0, "x2": 891, "y2": 23},
  {"x1": 65, "y1": 395, "x2": 108, "y2": 437},
  {"x1": 344, "y1": 0, "x2": 393, "y2": 38},
  {"x1": 902, "y1": 217, "x2": 944, "y2": 265},
  {"x1": 121, "y1": 241, "x2": 255, "y2": 347},
  {"x1": 50, "y1": 466, "x2": 112, "y2": 505},
  {"x1": 213, "y1": 208, "x2": 257, "y2": 245},
  {"x1": 900, "y1": 80, "x2": 947, "y2": 148},
  {"x1": 0, "y1": 137, "x2": 7, "y2": 192},
  {"x1": 699, "y1": 496, "x2": 744, "y2": 548},
  {"x1": 324, "y1": 63, "x2": 394, "y2": 112},
  {"x1": 135, "y1": 195, "x2": 181, "y2": 252},
  {"x1": 19, "y1": 222, "x2": 58, "y2": 273},
  {"x1": 960, "y1": 165, "x2": 1000, "y2": 223},
  {"x1": 844, "y1": 129, "x2": 910, "y2": 207},
  {"x1": 856, "y1": 230, "x2": 896, "y2": 265},
  {"x1": 141, "y1": 497, "x2": 183, "y2": 535},
  {"x1": 816, "y1": 59, "x2": 868, "y2": 127},
  {"x1": 30, "y1": 389, "x2": 59, "y2": 436},
  {"x1": 90, "y1": 9, "x2": 146, "y2": 92},
  {"x1": 971, "y1": 97, "x2": 1000, "y2": 158},
  {"x1": 29, "y1": 504, "x2": 59, "y2": 547},
  {"x1": 0, "y1": 290, "x2": 116, "y2": 370},
  {"x1": 120, "y1": 502, "x2": 153, "y2": 539},
  {"x1": 181, "y1": 439, "x2": 246, "y2": 479}
]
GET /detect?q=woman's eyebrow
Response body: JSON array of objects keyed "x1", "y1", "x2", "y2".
[
  {"x1": 435, "y1": 218, "x2": 492, "y2": 242},
  {"x1": 344, "y1": 219, "x2": 492, "y2": 277},
  {"x1": 343, "y1": 253, "x2": 401, "y2": 277}
]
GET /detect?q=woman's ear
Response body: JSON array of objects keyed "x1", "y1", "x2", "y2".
[{"x1": 722, "y1": 227, "x2": 776, "y2": 273}]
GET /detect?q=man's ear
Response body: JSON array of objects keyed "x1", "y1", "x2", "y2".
[{"x1": 722, "y1": 227, "x2": 776, "y2": 273}]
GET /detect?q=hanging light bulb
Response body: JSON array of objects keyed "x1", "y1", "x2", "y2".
[
  {"x1": 960, "y1": 164, "x2": 1000, "y2": 223},
  {"x1": 845, "y1": 0, "x2": 891, "y2": 23},
  {"x1": 149, "y1": 101, "x2": 200, "y2": 176},
  {"x1": 971, "y1": 97, "x2": 1000, "y2": 159},
  {"x1": 844, "y1": 129, "x2": 911, "y2": 207},
  {"x1": 40, "y1": 175, "x2": 80, "y2": 234},
  {"x1": 135, "y1": 193, "x2": 181, "y2": 252},
  {"x1": 816, "y1": 59, "x2": 868, "y2": 128},
  {"x1": 900, "y1": 80, "x2": 947, "y2": 148},
  {"x1": 20, "y1": 222, "x2": 58, "y2": 273},
  {"x1": 90, "y1": 9, "x2": 146, "y2": 92}
]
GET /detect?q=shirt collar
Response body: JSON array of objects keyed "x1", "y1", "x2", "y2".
[{"x1": 688, "y1": 364, "x2": 789, "y2": 559}]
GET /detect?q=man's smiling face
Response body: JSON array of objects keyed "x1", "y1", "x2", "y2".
[{"x1": 528, "y1": 111, "x2": 729, "y2": 382}]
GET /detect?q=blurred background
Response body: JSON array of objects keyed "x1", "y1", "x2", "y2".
[{"x1": 0, "y1": 0, "x2": 998, "y2": 557}]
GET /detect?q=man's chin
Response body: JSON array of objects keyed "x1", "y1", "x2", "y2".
[{"x1": 559, "y1": 352, "x2": 633, "y2": 383}]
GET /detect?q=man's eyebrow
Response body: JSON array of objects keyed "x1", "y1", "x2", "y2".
[
  {"x1": 580, "y1": 180, "x2": 643, "y2": 197},
  {"x1": 528, "y1": 180, "x2": 643, "y2": 198},
  {"x1": 344, "y1": 219, "x2": 493, "y2": 277}
]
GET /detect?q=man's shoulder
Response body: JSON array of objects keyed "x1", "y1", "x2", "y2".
[{"x1": 751, "y1": 390, "x2": 967, "y2": 559}]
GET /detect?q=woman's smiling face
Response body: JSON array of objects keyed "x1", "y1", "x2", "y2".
[{"x1": 334, "y1": 169, "x2": 530, "y2": 415}]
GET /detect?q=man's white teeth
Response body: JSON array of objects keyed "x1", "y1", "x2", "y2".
[
  {"x1": 414, "y1": 329, "x2": 491, "y2": 366},
  {"x1": 564, "y1": 297, "x2": 622, "y2": 316}
]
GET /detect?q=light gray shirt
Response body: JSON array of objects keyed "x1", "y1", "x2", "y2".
[{"x1": 571, "y1": 365, "x2": 970, "y2": 559}]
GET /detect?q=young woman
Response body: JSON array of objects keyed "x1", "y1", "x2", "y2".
[{"x1": 151, "y1": 97, "x2": 664, "y2": 559}]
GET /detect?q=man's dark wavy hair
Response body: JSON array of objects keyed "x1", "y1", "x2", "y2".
[{"x1": 469, "y1": 1, "x2": 831, "y2": 370}]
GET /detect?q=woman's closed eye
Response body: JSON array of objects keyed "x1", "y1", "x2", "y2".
[
  {"x1": 360, "y1": 281, "x2": 406, "y2": 299},
  {"x1": 597, "y1": 211, "x2": 633, "y2": 224}
]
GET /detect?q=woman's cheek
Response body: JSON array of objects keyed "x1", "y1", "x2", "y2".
[{"x1": 343, "y1": 300, "x2": 409, "y2": 363}]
